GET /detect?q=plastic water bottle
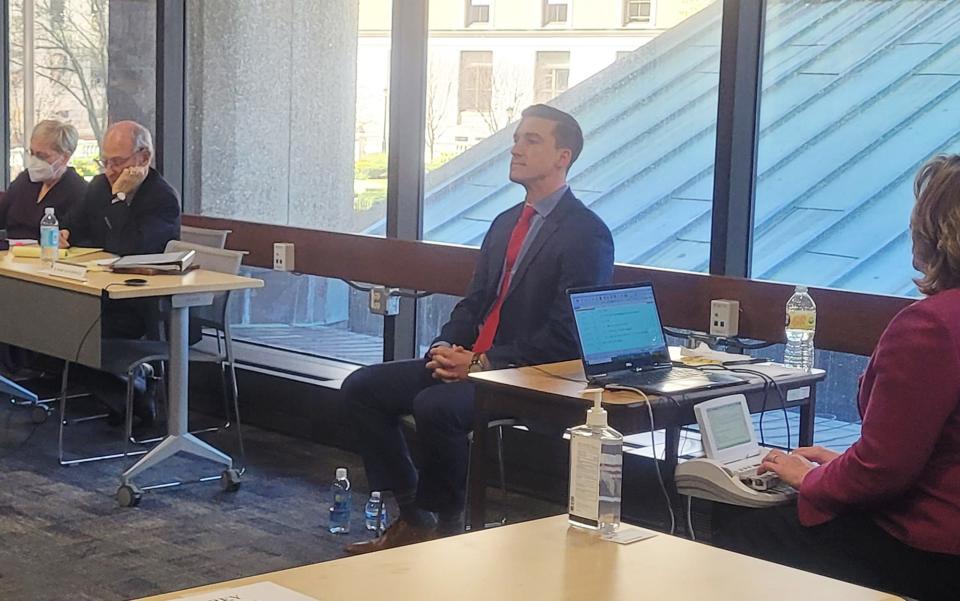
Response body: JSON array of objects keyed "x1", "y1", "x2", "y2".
[
  {"x1": 328, "y1": 467, "x2": 352, "y2": 534},
  {"x1": 39, "y1": 207, "x2": 59, "y2": 266},
  {"x1": 364, "y1": 491, "x2": 388, "y2": 533},
  {"x1": 784, "y1": 285, "x2": 816, "y2": 372},
  {"x1": 568, "y1": 389, "x2": 623, "y2": 535}
]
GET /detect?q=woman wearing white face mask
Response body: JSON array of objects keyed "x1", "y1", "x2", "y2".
[{"x1": 0, "y1": 119, "x2": 86, "y2": 240}]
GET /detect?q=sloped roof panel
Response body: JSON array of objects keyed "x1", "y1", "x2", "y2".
[{"x1": 410, "y1": 0, "x2": 960, "y2": 298}]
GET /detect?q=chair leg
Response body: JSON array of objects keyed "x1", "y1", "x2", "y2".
[
  {"x1": 57, "y1": 363, "x2": 150, "y2": 467},
  {"x1": 227, "y1": 358, "x2": 246, "y2": 471},
  {"x1": 218, "y1": 361, "x2": 232, "y2": 430},
  {"x1": 57, "y1": 362, "x2": 71, "y2": 465},
  {"x1": 495, "y1": 425, "x2": 508, "y2": 526},
  {"x1": 124, "y1": 371, "x2": 136, "y2": 457}
]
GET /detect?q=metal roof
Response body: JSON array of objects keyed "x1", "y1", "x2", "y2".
[{"x1": 384, "y1": 0, "x2": 960, "y2": 297}]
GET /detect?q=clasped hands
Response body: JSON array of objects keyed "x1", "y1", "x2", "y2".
[
  {"x1": 758, "y1": 445, "x2": 841, "y2": 488},
  {"x1": 426, "y1": 345, "x2": 475, "y2": 383}
]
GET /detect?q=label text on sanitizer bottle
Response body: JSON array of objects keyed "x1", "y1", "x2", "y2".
[{"x1": 569, "y1": 436, "x2": 601, "y2": 526}]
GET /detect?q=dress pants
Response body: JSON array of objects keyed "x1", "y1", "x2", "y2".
[
  {"x1": 77, "y1": 298, "x2": 158, "y2": 414},
  {"x1": 343, "y1": 358, "x2": 501, "y2": 515},
  {"x1": 712, "y1": 503, "x2": 959, "y2": 601}
]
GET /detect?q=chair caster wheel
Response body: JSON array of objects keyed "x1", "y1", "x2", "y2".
[
  {"x1": 220, "y1": 468, "x2": 241, "y2": 492},
  {"x1": 117, "y1": 484, "x2": 143, "y2": 507},
  {"x1": 31, "y1": 405, "x2": 50, "y2": 424}
]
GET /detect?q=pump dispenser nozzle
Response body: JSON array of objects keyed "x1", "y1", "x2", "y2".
[{"x1": 583, "y1": 387, "x2": 607, "y2": 427}]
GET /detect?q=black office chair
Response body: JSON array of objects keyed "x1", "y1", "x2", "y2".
[
  {"x1": 400, "y1": 414, "x2": 521, "y2": 529},
  {"x1": 58, "y1": 339, "x2": 169, "y2": 466},
  {"x1": 159, "y1": 240, "x2": 247, "y2": 469}
]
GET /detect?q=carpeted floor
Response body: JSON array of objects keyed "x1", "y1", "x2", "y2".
[{"x1": 0, "y1": 396, "x2": 562, "y2": 601}]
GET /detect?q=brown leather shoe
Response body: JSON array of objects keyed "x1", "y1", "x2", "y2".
[{"x1": 344, "y1": 518, "x2": 438, "y2": 555}]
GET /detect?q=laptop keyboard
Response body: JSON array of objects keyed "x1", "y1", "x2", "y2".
[{"x1": 611, "y1": 366, "x2": 706, "y2": 387}]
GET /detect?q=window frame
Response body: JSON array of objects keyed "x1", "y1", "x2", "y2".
[
  {"x1": 465, "y1": 0, "x2": 491, "y2": 27},
  {"x1": 533, "y1": 50, "x2": 571, "y2": 103},
  {"x1": 457, "y1": 50, "x2": 493, "y2": 114},
  {"x1": 623, "y1": 0, "x2": 654, "y2": 26},
  {"x1": 6, "y1": 0, "x2": 919, "y2": 366},
  {"x1": 542, "y1": 0, "x2": 569, "y2": 26}
]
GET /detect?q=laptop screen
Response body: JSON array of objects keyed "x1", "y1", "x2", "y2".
[{"x1": 568, "y1": 282, "x2": 672, "y2": 377}]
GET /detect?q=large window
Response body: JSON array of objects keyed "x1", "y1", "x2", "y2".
[
  {"x1": 8, "y1": 0, "x2": 156, "y2": 180},
  {"x1": 185, "y1": 0, "x2": 391, "y2": 365},
  {"x1": 416, "y1": 0, "x2": 720, "y2": 350},
  {"x1": 422, "y1": 0, "x2": 719, "y2": 269},
  {"x1": 750, "y1": 0, "x2": 960, "y2": 297}
]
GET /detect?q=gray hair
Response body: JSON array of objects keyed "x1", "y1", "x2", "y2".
[
  {"x1": 129, "y1": 122, "x2": 154, "y2": 157},
  {"x1": 32, "y1": 119, "x2": 79, "y2": 155}
]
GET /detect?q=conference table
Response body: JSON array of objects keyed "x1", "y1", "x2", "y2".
[
  {"x1": 0, "y1": 250, "x2": 263, "y2": 503},
  {"x1": 468, "y1": 358, "x2": 825, "y2": 530},
  {"x1": 133, "y1": 515, "x2": 902, "y2": 601}
]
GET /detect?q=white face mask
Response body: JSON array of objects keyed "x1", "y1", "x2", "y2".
[{"x1": 26, "y1": 154, "x2": 61, "y2": 183}]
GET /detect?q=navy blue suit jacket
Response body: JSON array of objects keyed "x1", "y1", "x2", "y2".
[
  {"x1": 434, "y1": 188, "x2": 614, "y2": 369},
  {"x1": 63, "y1": 167, "x2": 180, "y2": 256}
]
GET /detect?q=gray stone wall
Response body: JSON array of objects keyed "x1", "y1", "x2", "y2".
[
  {"x1": 107, "y1": 0, "x2": 156, "y2": 135},
  {"x1": 185, "y1": 0, "x2": 358, "y2": 230}
]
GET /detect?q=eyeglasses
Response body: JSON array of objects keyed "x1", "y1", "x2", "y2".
[
  {"x1": 95, "y1": 151, "x2": 138, "y2": 170},
  {"x1": 28, "y1": 149, "x2": 57, "y2": 162}
]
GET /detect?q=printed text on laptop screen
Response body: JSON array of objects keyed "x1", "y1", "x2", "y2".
[{"x1": 571, "y1": 286, "x2": 666, "y2": 366}]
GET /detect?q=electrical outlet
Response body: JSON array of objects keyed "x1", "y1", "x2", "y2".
[
  {"x1": 709, "y1": 299, "x2": 740, "y2": 337},
  {"x1": 273, "y1": 242, "x2": 295, "y2": 271},
  {"x1": 369, "y1": 286, "x2": 400, "y2": 316}
]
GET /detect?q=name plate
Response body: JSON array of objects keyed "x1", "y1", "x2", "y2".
[
  {"x1": 47, "y1": 261, "x2": 88, "y2": 281},
  {"x1": 786, "y1": 386, "x2": 810, "y2": 402}
]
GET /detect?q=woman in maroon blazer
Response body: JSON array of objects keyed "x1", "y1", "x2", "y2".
[
  {"x1": 0, "y1": 119, "x2": 86, "y2": 240},
  {"x1": 716, "y1": 155, "x2": 960, "y2": 600}
]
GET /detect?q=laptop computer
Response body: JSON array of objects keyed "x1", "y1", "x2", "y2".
[{"x1": 567, "y1": 282, "x2": 745, "y2": 394}]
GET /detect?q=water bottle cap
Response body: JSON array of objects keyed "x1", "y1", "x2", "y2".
[
  {"x1": 371, "y1": 491, "x2": 381, "y2": 500},
  {"x1": 44, "y1": 207, "x2": 55, "y2": 215},
  {"x1": 336, "y1": 467, "x2": 347, "y2": 480}
]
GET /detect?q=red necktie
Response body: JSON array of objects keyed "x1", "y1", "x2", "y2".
[{"x1": 473, "y1": 205, "x2": 537, "y2": 354}]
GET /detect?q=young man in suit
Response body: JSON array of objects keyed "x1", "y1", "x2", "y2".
[{"x1": 343, "y1": 104, "x2": 615, "y2": 554}]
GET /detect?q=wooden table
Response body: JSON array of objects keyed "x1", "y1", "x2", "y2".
[
  {"x1": 0, "y1": 251, "x2": 263, "y2": 500},
  {"x1": 468, "y1": 359, "x2": 825, "y2": 530},
  {"x1": 133, "y1": 516, "x2": 901, "y2": 601}
]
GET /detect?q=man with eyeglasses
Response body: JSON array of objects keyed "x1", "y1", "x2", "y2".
[
  {"x1": 60, "y1": 121, "x2": 181, "y2": 427},
  {"x1": 60, "y1": 120, "x2": 180, "y2": 257}
]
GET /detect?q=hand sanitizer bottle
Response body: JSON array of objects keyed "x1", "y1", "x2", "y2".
[{"x1": 568, "y1": 388, "x2": 623, "y2": 535}]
